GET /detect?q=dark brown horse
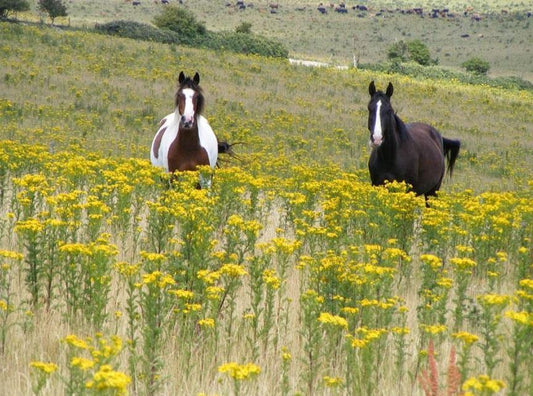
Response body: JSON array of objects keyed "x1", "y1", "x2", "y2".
[{"x1": 367, "y1": 81, "x2": 460, "y2": 202}]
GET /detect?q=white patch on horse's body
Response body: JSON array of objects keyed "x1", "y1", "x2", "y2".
[
  {"x1": 372, "y1": 99, "x2": 383, "y2": 146},
  {"x1": 150, "y1": 111, "x2": 218, "y2": 171}
]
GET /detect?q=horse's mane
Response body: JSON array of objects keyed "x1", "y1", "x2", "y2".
[
  {"x1": 393, "y1": 113, "x2": 410, "y2": 142},
  {"x1": 175, "y1": 78, "x2": 205, "y2": 115}
]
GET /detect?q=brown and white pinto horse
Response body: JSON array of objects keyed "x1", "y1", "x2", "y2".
[
  {"x1": 151, "y1": 71, "x2": 220, "y2": 187},
  {"x1": 367, "y1": 81, "x2": 460, "y2": 202}
]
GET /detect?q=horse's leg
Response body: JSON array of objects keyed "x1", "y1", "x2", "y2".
[{"x1": 423, "y1": 194, "x2": 430, "y2": 208}]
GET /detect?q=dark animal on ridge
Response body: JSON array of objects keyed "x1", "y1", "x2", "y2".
[{"x1": 366, "y1": 81, "x2": 460, "y2": 203}]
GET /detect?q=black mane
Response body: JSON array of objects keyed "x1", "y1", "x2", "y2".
[{"x1": 393, "y1": 113, "x2": 410, "y2": 142}]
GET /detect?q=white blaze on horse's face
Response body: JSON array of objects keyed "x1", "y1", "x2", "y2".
[
  {"x1": 371, "y1": 100, "x2": 383, "y2": 147},
  {"x1": 179, "y1": 88, "x2": 196, "y2": 128}
]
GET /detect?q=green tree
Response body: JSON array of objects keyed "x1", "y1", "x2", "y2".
[
  {"x1": 153, "y1": 6, "x2": 206, "y2": 44},
  {"x1": 387, "y1": 39, "x2": 435, "y2": 66},
  {"x1": 0, "y1": 0, "x2": 30, "y2": 19},
  {"x1": 38, "y1": 0, "x2": 67, "y2": 25},
  {"x1": 462, "y1": 57, "x2": 490, "y2": 75},
  {"x1": 407, "y1": 39, "x2": 432, "y2": 66}
]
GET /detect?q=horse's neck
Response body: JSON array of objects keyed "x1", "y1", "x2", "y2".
[
  {"x1": 378, "y1": 114, "x2": 402, "y2": 161},
  {"x1": 176, "y1": 123, "x2": 201, "y2": 149},
  {"x1": 171, "y1": 108, "x2": 201, "y2": 148}
]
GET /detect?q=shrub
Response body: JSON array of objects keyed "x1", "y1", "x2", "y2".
[
  {"x1": 462, "y1": 57, "x2": 490, "y2": 75},
  {"x1": 153, "y1": 5, "x2": 206, "y2": 45},
  {"x1": 38, "y1": 0, "x2": 67, "y2": 25},
  {"x1": 0, "y1": 0, "x2": 30, "y2": 19},
  {"x1": 360, "y1": 61, "x2": 532, "y2": 91},
  {"x1": 202, "y1": 31, "x2": 289, "y2": 58},
  {"x1": 95, "y1": 21, "x2": 180, "y2": 44},
  {"x1": 387, "y1": 41, "x2": 408, "y2": 62},
  {"x1": 235, "y1": 22, "x2": 252, "y2": 34},
  {"x1": 93, "y1": 21, "x2": 288, "y2": 58}
]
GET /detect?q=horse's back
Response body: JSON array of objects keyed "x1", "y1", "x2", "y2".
[
  {"x1": 197, "y1": 115, "x2": 218, "y2": 169},
  {"x1": 405, "y1": 122, "x2": 445, "y2": 194}
]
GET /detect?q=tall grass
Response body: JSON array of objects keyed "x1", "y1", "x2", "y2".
[{"x1": 0, "y1": 24, "x2": 532, "y2": 395}]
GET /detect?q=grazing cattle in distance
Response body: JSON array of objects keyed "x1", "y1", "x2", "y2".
[
  {"x1": 335, "y1": 3, "x2": 348, "y2": 13},
  {"x1": 366, "y1": 81, "x2": 460, "y2": 204}
]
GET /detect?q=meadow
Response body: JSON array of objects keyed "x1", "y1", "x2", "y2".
[{"x1": 0, "y1": 21, "x2": 532, "y2": 396}]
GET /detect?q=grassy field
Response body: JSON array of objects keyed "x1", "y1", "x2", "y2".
[
  {"x1": 19, "y1": 0, "x2": 533, "y2": 82},
  {"x1": 0, "y1": 18, "x2": 532, "y2": 396}
]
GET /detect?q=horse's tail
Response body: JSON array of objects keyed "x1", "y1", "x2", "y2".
[
  {"x1": 442, "y1": 137, "x2": 461, "y2": 177},
  {"x1": 218, "y1": 141, "x2": 233, "y2": 155},
  {"x1": 217, "y1": 141, "x2": 243, "y2": 165}
]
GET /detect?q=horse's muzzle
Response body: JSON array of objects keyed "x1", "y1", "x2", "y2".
[
  {"x1": 180, "y1": 115, "x2": 194, "y2": 129},
  {"x1": 370, "y1": 137, "x2": 383, "y2": 148}
]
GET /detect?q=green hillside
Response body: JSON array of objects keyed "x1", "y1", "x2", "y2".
[{"x1": 20, "y1": 0, "x2": 533, "y2": 81}]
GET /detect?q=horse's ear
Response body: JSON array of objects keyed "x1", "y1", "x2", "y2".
[
  {"x1": 178, "y1": 71, "x2": 185, "y2": 84},
  {"x1": 193, "y1": 72, "x2": 200, "y2": 85},
  {"x1": 386, "y1": 82, "x2": 394, "y2": 97},
  {"x1": 369, "y1": 81, "x2": 376, "y2": 96}
]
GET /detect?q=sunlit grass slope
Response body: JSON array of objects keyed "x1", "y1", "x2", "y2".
[{"x1": 0, "y1": 24, "x2": 532, "y2": 396}]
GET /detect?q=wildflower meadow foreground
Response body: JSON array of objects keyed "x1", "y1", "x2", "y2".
[{"x1": 0, "y1": 140, "x2": 531, "y2": 395}]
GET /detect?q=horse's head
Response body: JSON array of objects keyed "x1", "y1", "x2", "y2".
[
  {"x1": 175, "y1": 71, "x2": 204, "y2": 129},
  {"x1": 367, "y1": 81, "x2": 394, "y2": 147}
]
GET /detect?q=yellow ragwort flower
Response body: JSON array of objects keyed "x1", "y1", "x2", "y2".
[
  {"x1": 477, "y1": 293, "x2": 510, "y2": 307},
  {"x1": 421, "y1": 324, "x2": 447, "y2": 335},
  {"x1": 64, "y1": 334, "x2": 90, "y2": 350},
  {"x1": 323, "y1": 375, "x2": 344, "y2": 387},
  {"x1": 219, "y1": 264, "x2": 247, "y2": 278},
  {"x1": 86, "y1": 364, "x2": 131, "y2": 395},
  {"x1": 504, "y1": 310, "x2": 531, "y2": 326},
  {"x1": 452, "y1": 331, "x2": 479, "y2": 345},
  {"x1": 218, "y1": 362, "x2": 261, "y2": 381},
  {"x1": 71, "y1": 357, "x2": 96, "y2": 371},
  {"x1": 30, "y1": 361, "x2": 58, "y2": 374},
  {"x1": 317, "y1": 312, "x2": 348, "y2": 329},
  {"x1": 462, "y1": 374, "x2": 505, "y2": 394},
  {"x1": 0, "y1": 249, "x2": 24, "y2": 260},
  {"x1": 262, "y1": 269, "x2": 281, "y2": 290},
  {"x1": 281, "y1": 347, "x2": 291, "y2": 361},
  {"x1": 450, "y1": 257, "x2": 477, "y2": 271},
  {"x1": 420, "y1": 254, "x2": 443, "y2": 270},
  {"x1": 198, "y1": 318, "x2": 215, "y2": 328}
]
